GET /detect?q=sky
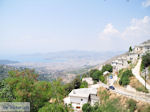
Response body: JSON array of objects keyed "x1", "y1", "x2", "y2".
[{"x1": 0, "y1": 0, "x2": 150, "y2": 57}]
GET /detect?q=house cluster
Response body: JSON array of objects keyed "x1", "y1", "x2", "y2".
[
  {"x1": 133, "y1": 40, "x2": 150, "y2": 56},
  {"x1": 111, "y1": 40, "x2": 150, "y2": 72},
  {"x1": 64, "y1": 88, "x2": 99, "y2": 112},
  {"x1": 63, "y1": 40, "x2": 150, "y2": 112}
]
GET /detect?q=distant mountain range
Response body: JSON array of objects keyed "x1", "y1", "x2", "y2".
[
  {"x1": 7, "y1": 50, "x2": 124, "y2": 63},
  {"x1": 0, "y1": 60, "x2": 19, "y2": 65}
]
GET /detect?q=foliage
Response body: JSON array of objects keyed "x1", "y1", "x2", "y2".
[
  {"x1": 0, "y1": 80, "x2": 15, "y2": 101},
  {"x1": 90, "y1": 69, "x2": 102, "y2": 82},
  {"x1": 136, "y1": 87, "x2": 149, "y2": 93},
  {"x1": 38, "y1": 103, "x2": 70, "y2": 112},
  {"x1": 141, "y1": 53, "x2": 150, "y2": 70},
  {"x1": 72, "y1": 76, "x2": 81, "y2": 89},
  {"x1": 99, "y1": 89, "x2": 109, "y2": 104},
  {"x1": 100, "y1": 98, "x2": 126, "y2": 112},
  {"x1": 119, "y1": 70, "x2": 133, "y2": 86},
  {"x1": 99, "y1": 75, "x2": 105, "y2": 83},
  {"x1": 80, "y1": 81, "x2": 88, "y2": 88},
  {"x1": 118, "y1": 69, "x2": 124, "y2": 78},
  {"x1": 0, "y1": 69, "x2": 70, "y2": 112},
  {"x1": 82, "y1": 98, "x2": 126, "y2": 112},
  {"x1": 127, "y1": 61, "x2": 132, "y2": 64},
  {"x1": 0, "y1": 65, "x2": 15, "y2": 81},
  {"x1": 82, "y1": 103, "x2": 93, "y2": 112},
  {"x1": 127, "y1": 99, "x2": 137, "y2": 112},
  {"x1": 142, "y1": 105, "x2": 150, "y2": 112},
  {"x1": 129, "y1": 46, "x2": 133, "y2": 52},
  {"x1": 64, "y1": 75, "x2": 82, "y2": 95},
  {"x1": 102, "y1": 64, "x2": 113, "y2": 73}
]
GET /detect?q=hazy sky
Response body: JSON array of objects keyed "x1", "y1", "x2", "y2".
[{"x1": 0, "y1": 0, "x2": 150, "y2": 56}]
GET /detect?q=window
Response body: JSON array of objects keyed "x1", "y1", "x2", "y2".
[{"x1": 76, "y1": 106, "x2": 80, "y2": 109}]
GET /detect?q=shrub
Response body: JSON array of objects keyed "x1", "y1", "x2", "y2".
[
  {"x1": 82, "y1": 103, "x2": 93, "y2": 112},
  {"x1": 127, "y1": 99, "x2": 137, "y2": 112},
  {"x1": 119, "y1": 70, "x2": 133, "y2": 86},
  {"x1": 102, "y1": 64, "x2": 113, "y2": 73},
  {"x1": 119, "y1": 75, "x2": 130, "y2": 86},
  {"x1": 80, "y1": 81, "x2": 88, "y2": 88},
  {"x1": 99, "y1": 75, "x2": 105, "y2": 83},
  {"x1": 141, "y1": 53, "x2": 150, "y2": 69}
]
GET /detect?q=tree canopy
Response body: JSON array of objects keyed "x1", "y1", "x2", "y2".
[{"x1": 102, "y1": 64, "x2": 113, "y2": 73}]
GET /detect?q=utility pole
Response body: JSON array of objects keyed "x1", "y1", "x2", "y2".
[{"x1": 145, "y1": 68, "x2": 147, "y2": 90}]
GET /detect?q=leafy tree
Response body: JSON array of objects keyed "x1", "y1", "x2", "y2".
[
  {"x1": 119, "y1": 75, "x2": 130, "y2": 86},
  {"x1": 129, "y1": 46, "x2": 133, "y2": 52},
  {"x1": 64, "y1": 75, "x2": 81, "y2": 94},
  {"x1": 80, "y1": 81, "x2": 88, "y2": 88},
  {"x1": 141, "y1": 53, "x2": 150, "y2": 69},
  {"x1": 0, "y1": 69, "x2": 53, "y2": 112},
  {"x1": 90, "y1": 69, "x2": 102, "y2": 82},
  {"x1": 72, "y1": 76, "x2": 81, "y2": 89},
  {"x1": 51, "y1": 79, "x2": 66, "y2": 103},
  {"x1": 119, "y1": 70, "x2": 133, "y2": 86},
  {"x1": 102, "y1": 64, "x2": 113, "y2": 73}
]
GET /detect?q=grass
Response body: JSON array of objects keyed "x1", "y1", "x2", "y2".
[{"x1": 130, "y1": 77, "x2": 149, "y2": 93}]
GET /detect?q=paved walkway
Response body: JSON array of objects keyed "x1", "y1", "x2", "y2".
[
  {"x1": 132, "y1": 59, "x2": 150, "y2": 90},
  {"x1": 90, "y1": 82, "x2": 150, "y2": 103}
]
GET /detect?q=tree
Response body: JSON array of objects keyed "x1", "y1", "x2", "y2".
[
  {"x1": 90, "y1": 70, "x2": 102, "y2": 82},
  {"x1": 72, "y1": 76, "x2": 81, "y2": 89},
  {"x1": 64, "y1": 75, "x2": 81, "y2": 94},
  {"x1": 82, "y1": 103, "x2": 93, "y2": 112},
  {"x1": 102, "y1": 64, "x2": 113, "y2": 73},
  {"x1": 129, "y1": 46, "x2": 133, "y2": 52},
  {"x1": 119, "y1": 75, "x2": 130, "y2": 86},
  {"x1": 141, "y1": 53, "x2": 150, "y2": 69},
  {"x1": 119, "y1": 70, "x2": 133, "y2": 86},
  {"x1": 80, "y1": 81, "x2": 88, "y2": 88},
  {"x1": 0, "y1": 69, "x2": 53, "y2": 112}
]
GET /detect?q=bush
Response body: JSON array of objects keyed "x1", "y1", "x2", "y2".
[
  {"x1": 141, "y1": 53, "x2": 150, "y2": 69},
  {"x1": 82, "y1": 103, "x2": 93, "y2": 112},
  {"x1": 80, "y1": 81, "x2": 88, "y2": 88},
  {"x1": 99, "y1": 75, "x2": 105, "y2": 83},
  {"x1": 136, "y1": 87, "x2": 149, "y2": 93},
  {"x1": 119, "y1": 70, "x2": 133, "y2": 86},
  {"x1": 38, "y1": 103, "x2": 69, "y2": 112},
  {"x1": 127, "y1": 99, "x2": 137, "y2": 112},
  {"x1": 127, "y1": 61, "x2": 132, "y2": 64},
  {"x1": 102, "y1": 64, "x2": 113, "y2": 73}
]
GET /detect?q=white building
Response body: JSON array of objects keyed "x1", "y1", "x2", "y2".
[
  {"x1": 64, "y1": 88, "x2": 99, "y2": 112},
  {"x1": 82, "y1": 77, "x2": 94, "y2": 86},
  {"x1": 133, "y1": 40, "x2": 150, "y2": 56},
  {"x1": 127, "y1": 52, "x2": 138, "y2": 63},
  {"x1": 111, "y1": 56, "x2": 129, "y2": 71}
]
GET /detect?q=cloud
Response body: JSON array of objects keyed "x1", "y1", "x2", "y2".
[
  {"x1": 142, "y1": 0, "x2": 150, "y2": 7},
  {"x1": 99, "y1": 16, "x2": 150, "y2": 51}
]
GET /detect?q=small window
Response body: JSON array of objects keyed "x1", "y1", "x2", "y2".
[
  {"x1": 81, "y1": 99, "x2": 83, "y2": 101},
  {"x1": 76, "y1": 106, "x2": 80, "y2": 109}
]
